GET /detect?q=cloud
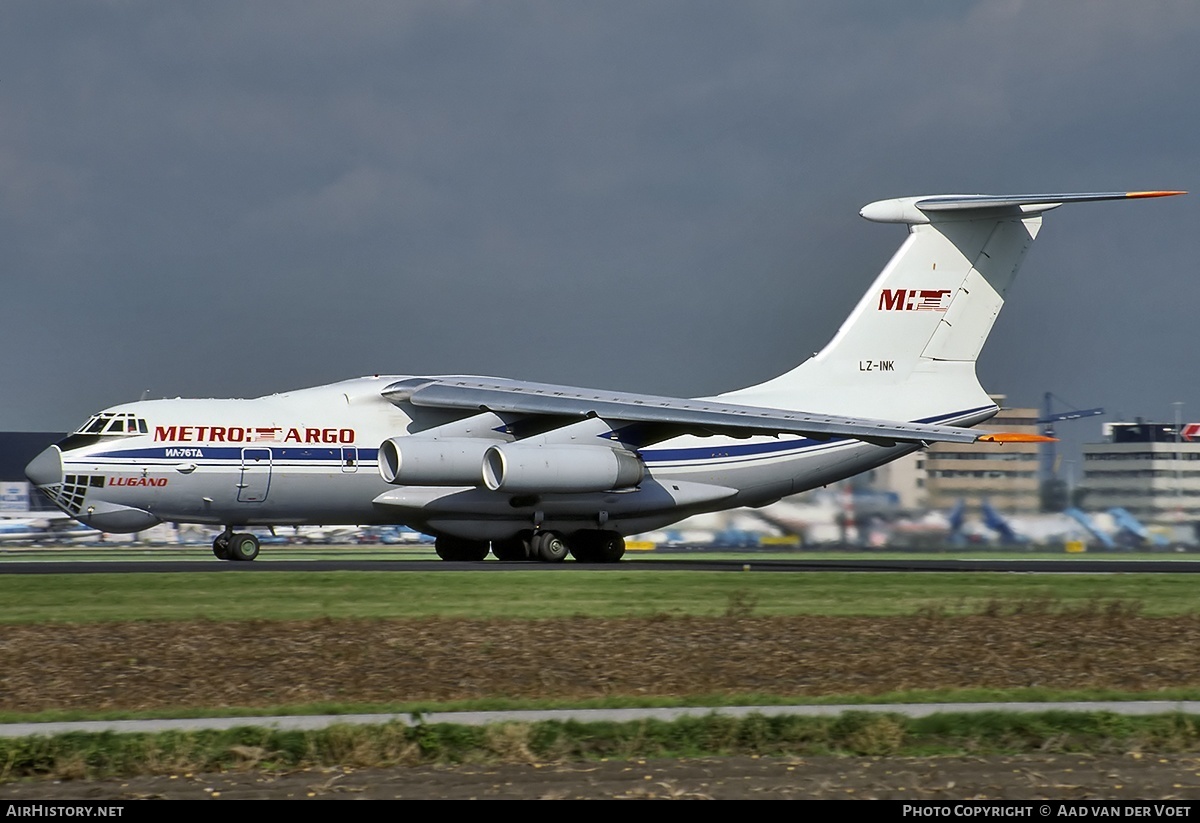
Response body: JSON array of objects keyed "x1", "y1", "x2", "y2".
[{"x1": 0, "y1": 1, "x2": 1197, "y2": 438}]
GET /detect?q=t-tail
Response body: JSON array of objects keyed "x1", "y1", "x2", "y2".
[{"x1": 722, "y1": 191, "x2": 1183, "y2": 426}]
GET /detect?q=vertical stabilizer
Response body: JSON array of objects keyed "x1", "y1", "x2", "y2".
[{"x1": 722, "y1": 191, "x2": 1183, "y2": 425}]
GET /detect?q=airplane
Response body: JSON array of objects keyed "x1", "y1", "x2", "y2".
[
  {"x1": 0, "y1": 515, "x2": 96, "y2": 544},
  {"x1": 0, "y1": 517, "x2": 60, "y2": 543},
  {"x1": 24, "y1": 190, "x2": 1182, "y2": 563},
  {"x1": 980, "y1": 499, "x2": 1028, "y2": 545}
]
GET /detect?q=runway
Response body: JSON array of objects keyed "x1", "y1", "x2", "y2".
[{"x1": 3, "y1": 551, "x2": 1200, "y2": 574}]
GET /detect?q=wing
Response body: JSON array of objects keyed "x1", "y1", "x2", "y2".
[{"x1": 381, "y1": 377, "x2": 1047, "y2": 448}]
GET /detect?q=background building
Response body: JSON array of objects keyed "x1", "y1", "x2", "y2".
[
  {"x1": 921, "y1": 396, "x2": 1041, "y2": 515},
  {"x1": 1082, "y1": 421, "x2": 1200, "y2": 525},
  {"x1": 869, "y1": 450, "x2": 927, "y2": 512}
]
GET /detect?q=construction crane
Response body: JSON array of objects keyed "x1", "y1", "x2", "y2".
[{"x1": 1038, "y1": 392, "x2": 1104, "y2": 511}]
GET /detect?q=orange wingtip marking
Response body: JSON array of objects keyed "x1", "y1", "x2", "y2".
[
  {"x1": 1126, "y1": 190, "x2": 1187, "y2": 198},
  {"x1": 977, "y1": 433, "x2": 1058, "y2": 443}
]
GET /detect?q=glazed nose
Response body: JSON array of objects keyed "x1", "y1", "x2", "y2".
[{"x1": 25, "y1": 445, "x2": 63, "y2": 487}]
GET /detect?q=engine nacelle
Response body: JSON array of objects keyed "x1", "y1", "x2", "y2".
[
  {"x1": 482, "y1": 444, "x2": 643, "y2": 493},
  {"x1": 378, "y1": 437, "x2": 494, "y2": 486}
]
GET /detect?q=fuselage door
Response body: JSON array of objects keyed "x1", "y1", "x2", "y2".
[{"x1": 237, "y1": 448, "x2": 272, "y2": 502}]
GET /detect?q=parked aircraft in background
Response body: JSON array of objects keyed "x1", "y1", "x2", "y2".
[
  {"x1": 981, "y1": 500, "x2": 1027, "y2": 545},
  {"x1": 0, "y1": 515, "x2": 95, "y2": 544},
  {"x1": 0, "y1": 518, "x2": 57, "y2": 543},
  {"x1": 1065, "y1": 507, "x2": 1171, "y2": 550},
  {"x1": 25, "y1": 191, "x2": 1181, "y2": 562}
]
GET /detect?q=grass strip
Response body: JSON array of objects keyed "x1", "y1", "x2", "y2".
[
  {"x1": 2, "y1": 571, "x2": 1199, "y2": 623},
  {"x1": 4, "y1": 710, "x2": 1200, "y2": 781}
]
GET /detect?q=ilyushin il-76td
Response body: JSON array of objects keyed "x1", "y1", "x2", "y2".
[{"x1": 26, "y1": 190, "x2": 1183, "y2": 562}]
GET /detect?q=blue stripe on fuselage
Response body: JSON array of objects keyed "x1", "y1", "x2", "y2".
[
  {"x1": 87, "y1": 447, "x2": 381, "y2": 461},
  {"x1": 638, "y1": 405, "x2": 995, "y2": 464}
]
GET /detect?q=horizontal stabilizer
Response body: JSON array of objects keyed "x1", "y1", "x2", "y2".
[
  {"x1": 917, "y1": 190, "x2": 1184, "y2": 211},
  {"x1": 861, "y1": 190, "x2": 1184, "y2": 224}
]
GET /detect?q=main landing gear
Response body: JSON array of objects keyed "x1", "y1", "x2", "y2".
[
  {"x1": 213, "y1": 528, "x2": 260, "y2": 562},
  {"x1": 566, "y1": 530, "x2": 626, "y2": 563},
  {"x1": 433, "y1": 535, "x2": 490, "y2": 562},
  {"x1": 433, "y1": 530, "x2": 626, "y2": 564}
]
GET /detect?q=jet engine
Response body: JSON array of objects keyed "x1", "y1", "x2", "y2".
[
  {"x1": 378, "y1": 437, "x2": 494, "y2": 485},
  {"x1": 482, "y1": 444, "x2": 643, "y2": 493}
]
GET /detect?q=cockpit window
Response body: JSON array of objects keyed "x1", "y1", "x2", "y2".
[{"x1": 74, "y1": 413, "x2": 149, "y2": 437}]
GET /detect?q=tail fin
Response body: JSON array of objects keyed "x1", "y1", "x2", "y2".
[{"x1": 723, "y1": 191, "x2": 1182, "y2": 424}]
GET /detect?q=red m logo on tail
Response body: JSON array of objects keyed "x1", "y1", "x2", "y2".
[{"x1": 878, "y1": 289, "x2": 951, "y2": 311}]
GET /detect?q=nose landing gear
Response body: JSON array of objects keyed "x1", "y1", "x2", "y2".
[{"x1": 213, "y1": 528, "x2": 260, "y2": 562}]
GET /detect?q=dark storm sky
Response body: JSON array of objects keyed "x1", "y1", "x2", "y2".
[{"x1": 2, "y1": 1, "x2": 1197, "y2": 451}]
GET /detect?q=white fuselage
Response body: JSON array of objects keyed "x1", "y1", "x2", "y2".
[{"x1": 39, "y1": 374, "x2": 995, "y2": 540}]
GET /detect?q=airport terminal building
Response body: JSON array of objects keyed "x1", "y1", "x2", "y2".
[
  {"x1": 1082, "y1": 421, "x2": 1200, "y2": 525},
  {"x1": 922, "y1": 401, "x2": 1042, "y2": 515},
  {"x1": 871, "y1": 396, "x2": 1042, "y2": 515}
]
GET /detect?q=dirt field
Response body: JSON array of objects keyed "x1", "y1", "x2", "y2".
[
  {"x1": 3, "y1": 607, "x2": 1200, "y2": 799},
  {"x1": 4, "y1": 608, "x2": 1194, "y2": 712}
]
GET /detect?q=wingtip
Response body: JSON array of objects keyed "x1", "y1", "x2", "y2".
[{"x1": 1126, "y1": 190, "x2": 1187, "y2": 199}]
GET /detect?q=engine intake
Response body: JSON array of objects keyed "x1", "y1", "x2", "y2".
[
  {"x1": 378, "y1": 437, "x2": 493, "y2": 486},
  {"x1": 482, "y1": 444, "x2": 643, "y2": 493}
]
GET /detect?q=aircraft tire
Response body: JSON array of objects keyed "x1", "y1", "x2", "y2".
[
  {"x1": 212, "y1": 535, "x2": 231, "y2": 560},
  {"x1": 569, "y1": 530, "x2": 625, "y2": 563},
  {"x1": 435, "y1": 536, "x2": 490, "y2": 561},
  {"x1": 229, "y1": 532, "x2": 260, "y2": 562},
  {"x1": 595, "y1": 531, "x2": 626, "y2": 563},
  {"x1": 533, "y1": 531, "x2": 569, "y2": 563},
  {"x1": 491, "y1": 536, "x2": 530, "y2": 561},
  {"x1": 567, "y1": 532, "x2": 600, "y2": 563},
  {"x1": 568, "y1": 542, "x2": 597, "y2": 563}
]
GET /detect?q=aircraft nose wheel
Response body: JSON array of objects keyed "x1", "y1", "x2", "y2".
[
  {"x1": 214, "y1": 531, "x2": 259, "y2": 561},
  {"x1": 228, "y1": 532, "x2": 260, "y2": 562}
]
